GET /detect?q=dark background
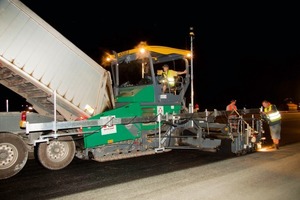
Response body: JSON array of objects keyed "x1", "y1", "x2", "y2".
[{"x1": 1, "y1": 1, "x2": 300, "y2": 111}]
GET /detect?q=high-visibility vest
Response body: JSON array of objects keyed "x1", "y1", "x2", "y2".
[
  {"x1": 264, "y1": 104, "x2": 281, "y2": 124},
  {"x1": 162, "y1": 70, "x2": 177, "y2": 87}
]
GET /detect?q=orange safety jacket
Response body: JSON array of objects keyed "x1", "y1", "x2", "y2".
[{"x1": 226, "y1": 104, "x2": 237, "y2": 111}]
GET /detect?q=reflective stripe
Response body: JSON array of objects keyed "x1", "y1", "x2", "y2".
[
  {"x1": 268, "y1": 111, "x2": 281, "y2": 122},
  {"x1": 167, "y1": 77, "x2": 175, "y2": 86}
]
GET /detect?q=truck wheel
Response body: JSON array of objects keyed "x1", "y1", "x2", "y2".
[
  {"x1": 0, "y1": 133, "x2": 28, "y2": 179},
  {"x1": 37, "y1": 136, "x2": 75, "y2": 170}
]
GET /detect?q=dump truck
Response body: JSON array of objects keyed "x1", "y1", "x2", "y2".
[{"x1": 0, "y1": 0, "x2": 265, "y2": 180}]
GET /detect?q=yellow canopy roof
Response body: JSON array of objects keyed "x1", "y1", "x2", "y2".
[{"x1": 116, "y1": 45, "x2": 191, "y2": 64}]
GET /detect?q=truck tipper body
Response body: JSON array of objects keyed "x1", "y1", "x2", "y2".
[
  {"x1": 0, "y1": 0, "x2": 265, "y2": 180},
  {"x1": 0, "y1": 0, "x2": 114, "y2": 121}
]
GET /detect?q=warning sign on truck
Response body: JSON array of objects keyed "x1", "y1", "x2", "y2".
[{"x1": 101, "y1": 116, "x2": 117, "y2": 135}]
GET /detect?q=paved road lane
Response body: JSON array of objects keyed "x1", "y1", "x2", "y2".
[{"x1": 55, "y1": 143, "x2": 300, "y2": 200}]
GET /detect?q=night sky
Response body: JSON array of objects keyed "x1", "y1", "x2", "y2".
[{"x1": 1, "y1": 1, "x2": 300, "y2": 111}]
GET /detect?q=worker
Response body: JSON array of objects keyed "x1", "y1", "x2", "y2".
[
  {"x1": 160, "y1": 64, "x2": 187, "y2": 93},
  {"x1": 261, "y1": 100, "x2": 281, "y2": 150},
  {"x1": 226, "y1": 99, "x2": 238, "y2": 131}
]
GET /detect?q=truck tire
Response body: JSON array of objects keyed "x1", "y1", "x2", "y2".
[
  {"x1": 36, "y1": 136, "x2": 75, "y2": 170},
  {"x1": 0, "y1": 133, "x2": 28, "y2": 180}
]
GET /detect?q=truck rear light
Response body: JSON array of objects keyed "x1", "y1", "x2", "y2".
[{"x1": 19, "y1": 111, "x2": 27, "y2": 128}]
